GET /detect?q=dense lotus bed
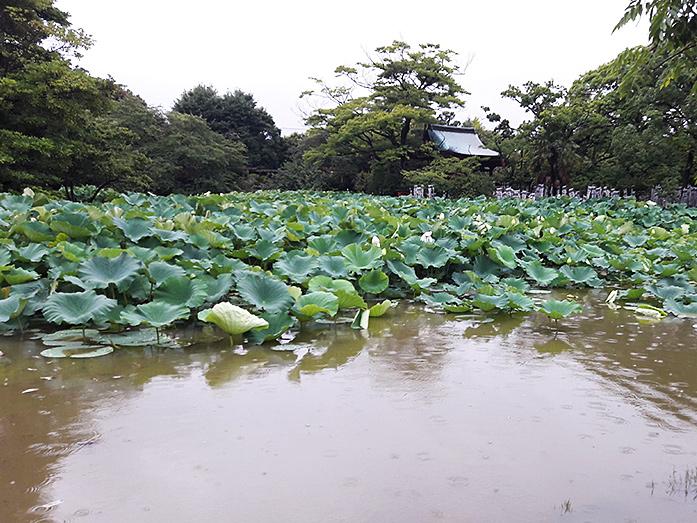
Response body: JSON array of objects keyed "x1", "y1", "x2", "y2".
[{"x1": 1, "y1": 190, "x2": 696, "y2": 356}]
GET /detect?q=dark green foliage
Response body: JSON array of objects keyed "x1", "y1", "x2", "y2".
[
  {"x1": 173, "y1": 85, "x2": 287, "y2": 170},
  {"x1": 402, "y1": 157, "x2": 495, "y2": 198}
]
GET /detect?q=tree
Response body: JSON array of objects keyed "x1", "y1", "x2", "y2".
[
  {"x1": 402, "y1": 157, "x2": 494, "y2": 198},
  {"x1": 615, "y1": 0, "x2": 697, "y2": 94},
  {"x1": 302, "y1": 41, "x2": 467, "y2": 194},
  {"x1": 502, "y1": 81, "x2": 589, "y2": 195},
  {"x1": 0, "y1": 0, "x2": 91, "y2": 75},
  {"x1": 107, "y1": 92, "x2": 248, "y2": 195},
  {"x1": 173, "y1": 85, "x2": 287, "y2": 170},
  {"x1": 0, "y1": 60, "x2": 143, "y2": 197},
  {"x1": 569, "y1": 49, "x2": 697, "y2": 192},
  {"x1": 0, "y1": 0, "x2": 147, "y2": 199}
]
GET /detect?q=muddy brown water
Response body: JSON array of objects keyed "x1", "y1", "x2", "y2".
[{"x1": 1, "y1": 290, "x2": 696, "y2": 522}]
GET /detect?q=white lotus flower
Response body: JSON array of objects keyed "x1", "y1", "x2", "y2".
[
  {"x1": 420, "y1": 231, "x2": 434, "y2": 243},
  {"x1": 22, "y1": 187, "x2": 34, "y2": 197},
  {"x1": 371, "y1": 236, "x2": 381, "y2": 247}
]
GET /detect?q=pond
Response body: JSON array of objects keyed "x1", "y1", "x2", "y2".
[{"x1": 1, "y1": 290, "x2": 696, "y2": 522}]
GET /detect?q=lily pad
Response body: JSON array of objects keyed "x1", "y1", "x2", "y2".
[{"x1": 40, "y1": 346, "x2": 114, "y2": 358}]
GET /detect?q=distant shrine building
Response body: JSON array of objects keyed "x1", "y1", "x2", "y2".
[{"x1": 427, "y1": 125, "x2": 502, "y2": 170}]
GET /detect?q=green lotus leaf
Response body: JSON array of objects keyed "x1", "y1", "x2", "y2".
[
  {"x1": 151, "y1": 228, "x2": 188, "y2": 243},
  {"x1": 201, "y1": 273, "x2": 234, "y2": 303},
  {"x1": 17, "y1": 244, "x2": 49, "y2": 263},
  {"x1": 351, "y1": 308, "x2": 370, "y2": 330},
  {"x1": 40, "y1": 346, "x2": 114, "y2": 358},
  {"x1": 112, "y1": 216, "x2": 153, "y2": 242},
  {"x1": 121, "y1": 301, "x2": 190, "y2": 329},
  {"x1": 487, "y1": 243, "x2": 517, "y2": 269},
  {"x1": 645, "y1": 283, "x2": 688, "y2": 302},
  {"x1": 274, "y1": 251, "x2": 319, "y2": 283},
  {"x1": 416, "y1": 245, "x2": 450, "y2": 269},
  {"x1": 154, "y1": 276, "x2": 208, "y2": 308},
  {"x1": 358, "y1": 269, "x2": 389, "y2": 294},
  {"x1": 663, "y1": 298, "x2": 697, "y2": 317},
  {"x1": 308, "y1": 275, "x2": 355, "y2": 294},
  {"x1": 248, "y1": 239, "x2": 281, "y2": 261},
  {"x1": 473, "y1": 255, "x2": 501, "y2": 283},
  {"x1": 43, "y1": 291, "x2": 117, "y2": 326},
  {"x1": 539, "y1": 299, "x2": 583, "y2": 320},
  {"x1": 559, "y1": 265, "x2": 602, "y2": 286},
  {"x1": 98, "y1": 328, "x2": 175, "y2": 347},
  {"x1": 14, "y1": 221, "x2": 54, "y2": 242},
  {"x1": 368, "y1": 300, "x2": 394, "y2": 317},
  {"x1": 342, "y1": 244, "x2": 383, "y2": 273},
  {"x1": 316, "y1": 256, "x2": 350, "y2": 278},
  {"x1": 622, "y1": 234, "x2": 648, "y2": 248},
  {"x1": 472, "y1": 293, "x2": 508, "y2": 312},
  {"x1": 49, "y1": 212, "x2": 94, "y2": 239},
  {"x1": 294, "y1": 291, "x2": 339, "y2": 317},
  {"x1": 4, "y1": 267, "x2": 39, "y2": 285},
  {"x1": 334, "y1": 289, "x2": 367, "y2": 309},
  {"x1": 525, "y1": 261, "x2": 561, "y2": 287},
  {"x1": 500, "y1": 277, "x2": 531, "y2": 292},
  {"x1": 385, "y1": 259, "x2": 436, "y2": 289},
  {"x1": 78, "y1": 252, "x2": 143, "y2": 291},
  {"x1": 198, "y1": 302, "x2": 269, "y2": 335},
  {"x1": 245, "y1": 312, "x2": 297, "y2": 345},
  {"x1": 307, "y1": 235, "x2": 339, "y2": 255},
  {"x1": 233, "y1": 223, "x2": 257, "y2": 241},
  {"x1": 503, "y1": 291, "x2": 536, "y2": 312},
  {"x1": 236, "y1": 273, "x2": 294, "y2": 313},
  {"x1": 147, "y1": 261, "x2": 187, "y2": 287},
  {"x1": 0, "y1": 295, "x2": 23, "y2": 322},
  {"x1": 443, "y1": 302, "x2": 473, "y2": 313},
  {"x1": 40, "y1": 328, "x2": 101, "y2": 346},
  {"x1": 633, "y1": 303, "x2": 667, "y2": 320}
]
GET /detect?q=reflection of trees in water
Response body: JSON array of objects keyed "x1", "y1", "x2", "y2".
[
  {"x1": 510, "y1": 294, "x2": 697, "y2": 425},
  {"x1": 366, "y1": 306, "x2": 456, "y2": 385},
  {"x1": 288, "y1": 326, "x2": 368, "y2": 381},
  {"x1": 0, "y1": 340, "x2": 208, "y2": 520}
]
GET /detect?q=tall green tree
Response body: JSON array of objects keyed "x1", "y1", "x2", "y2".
[
  {"x1": 302, "y1": 41, "x2": 467, "y2": 194},
  {"x1": 0, "y1": 0, "x2": 147, "y2": 198},
  {"x1": 107, "y1": 92, "x2": 247, "y2": 195},
  {"x1": 615, "y1": 0, "x2": 697, "y2": 93},
  {"x1": 0, "y1": 0, "x2": 91, "y2": 74},
  {"x1": 173, "y1": 86, "x2": 286, "y2": 170}
]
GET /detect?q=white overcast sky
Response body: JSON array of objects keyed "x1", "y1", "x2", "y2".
[{"x1": 56, "y1": 0, "x2": 647, "y2": 135}]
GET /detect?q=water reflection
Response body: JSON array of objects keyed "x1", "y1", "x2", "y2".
[{"x1": 0, "y1": 292, "x2": 696, "y2": 521}]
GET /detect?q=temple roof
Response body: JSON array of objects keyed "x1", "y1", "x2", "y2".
[{"x1": 428, "y1": 125, "x2": 499, "y2": 157}]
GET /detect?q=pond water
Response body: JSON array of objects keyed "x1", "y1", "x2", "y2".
[{"x1": 1, "y1": 290, "x2": 696, "y2": 522}]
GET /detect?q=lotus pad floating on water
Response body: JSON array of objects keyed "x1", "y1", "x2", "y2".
[{"x1": 40, "y1": 346, "x2": 114, "y2": 358}]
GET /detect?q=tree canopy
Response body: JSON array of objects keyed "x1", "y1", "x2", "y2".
[
  {"x1": 302, "y1": 41, "x2": 467, "y2": 194},
  {"x1": 173, "y1": 85, "x2": 287, "y2": 170}
]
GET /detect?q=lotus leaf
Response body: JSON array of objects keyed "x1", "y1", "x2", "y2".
[
  {"x1": 43, "y1": 291, "x2": 117, "y2": 326},
  {"x1": 147, "y1": 261, "x2": 187, "y2": 287},
  {"x1": 525, "y1": 262, "x2": 561, "y2": 287},
  {"x1": 112, "y1": 217, "x2": 153, "y2": 242},
  {"x1": 78, "y1": 252, "x2": 143, "y2": 291},
  {"x1": 40, "y1": 346, "x2": 114, "y2": 358},
  {"x1": 358, "y1": 270, "x2": 389, "y2": 294},
  {"x1": 121, "y1": 301, "x2": 189, "y2": 330},
  {"x1": 198, "y1": 302, "x2": 269, "y2": 335},
  {"x1": 342, "y1": 244, "x2": 383, "y2": 273},
  {"x1": 245, "y1": 312, "x2": 297, "y2": 344},
  {"x1": 539, "y1": 299, "x2": 583, "y2": 320},
  {"x1": 236, "y1": 273, "x2": 294, "y2": 313},
  {"x1": 351, "y1": 309, "x2": 370, "y2": 330},
  {"x1": 154, "y1": 276, "x2": 208, "y2": 308},
  {"x1": 0, "y1": 295, "x2": 23, "y2": 322},
  {"x1": 294, "y1": 291, "x2": 339, "y2": 317}
]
